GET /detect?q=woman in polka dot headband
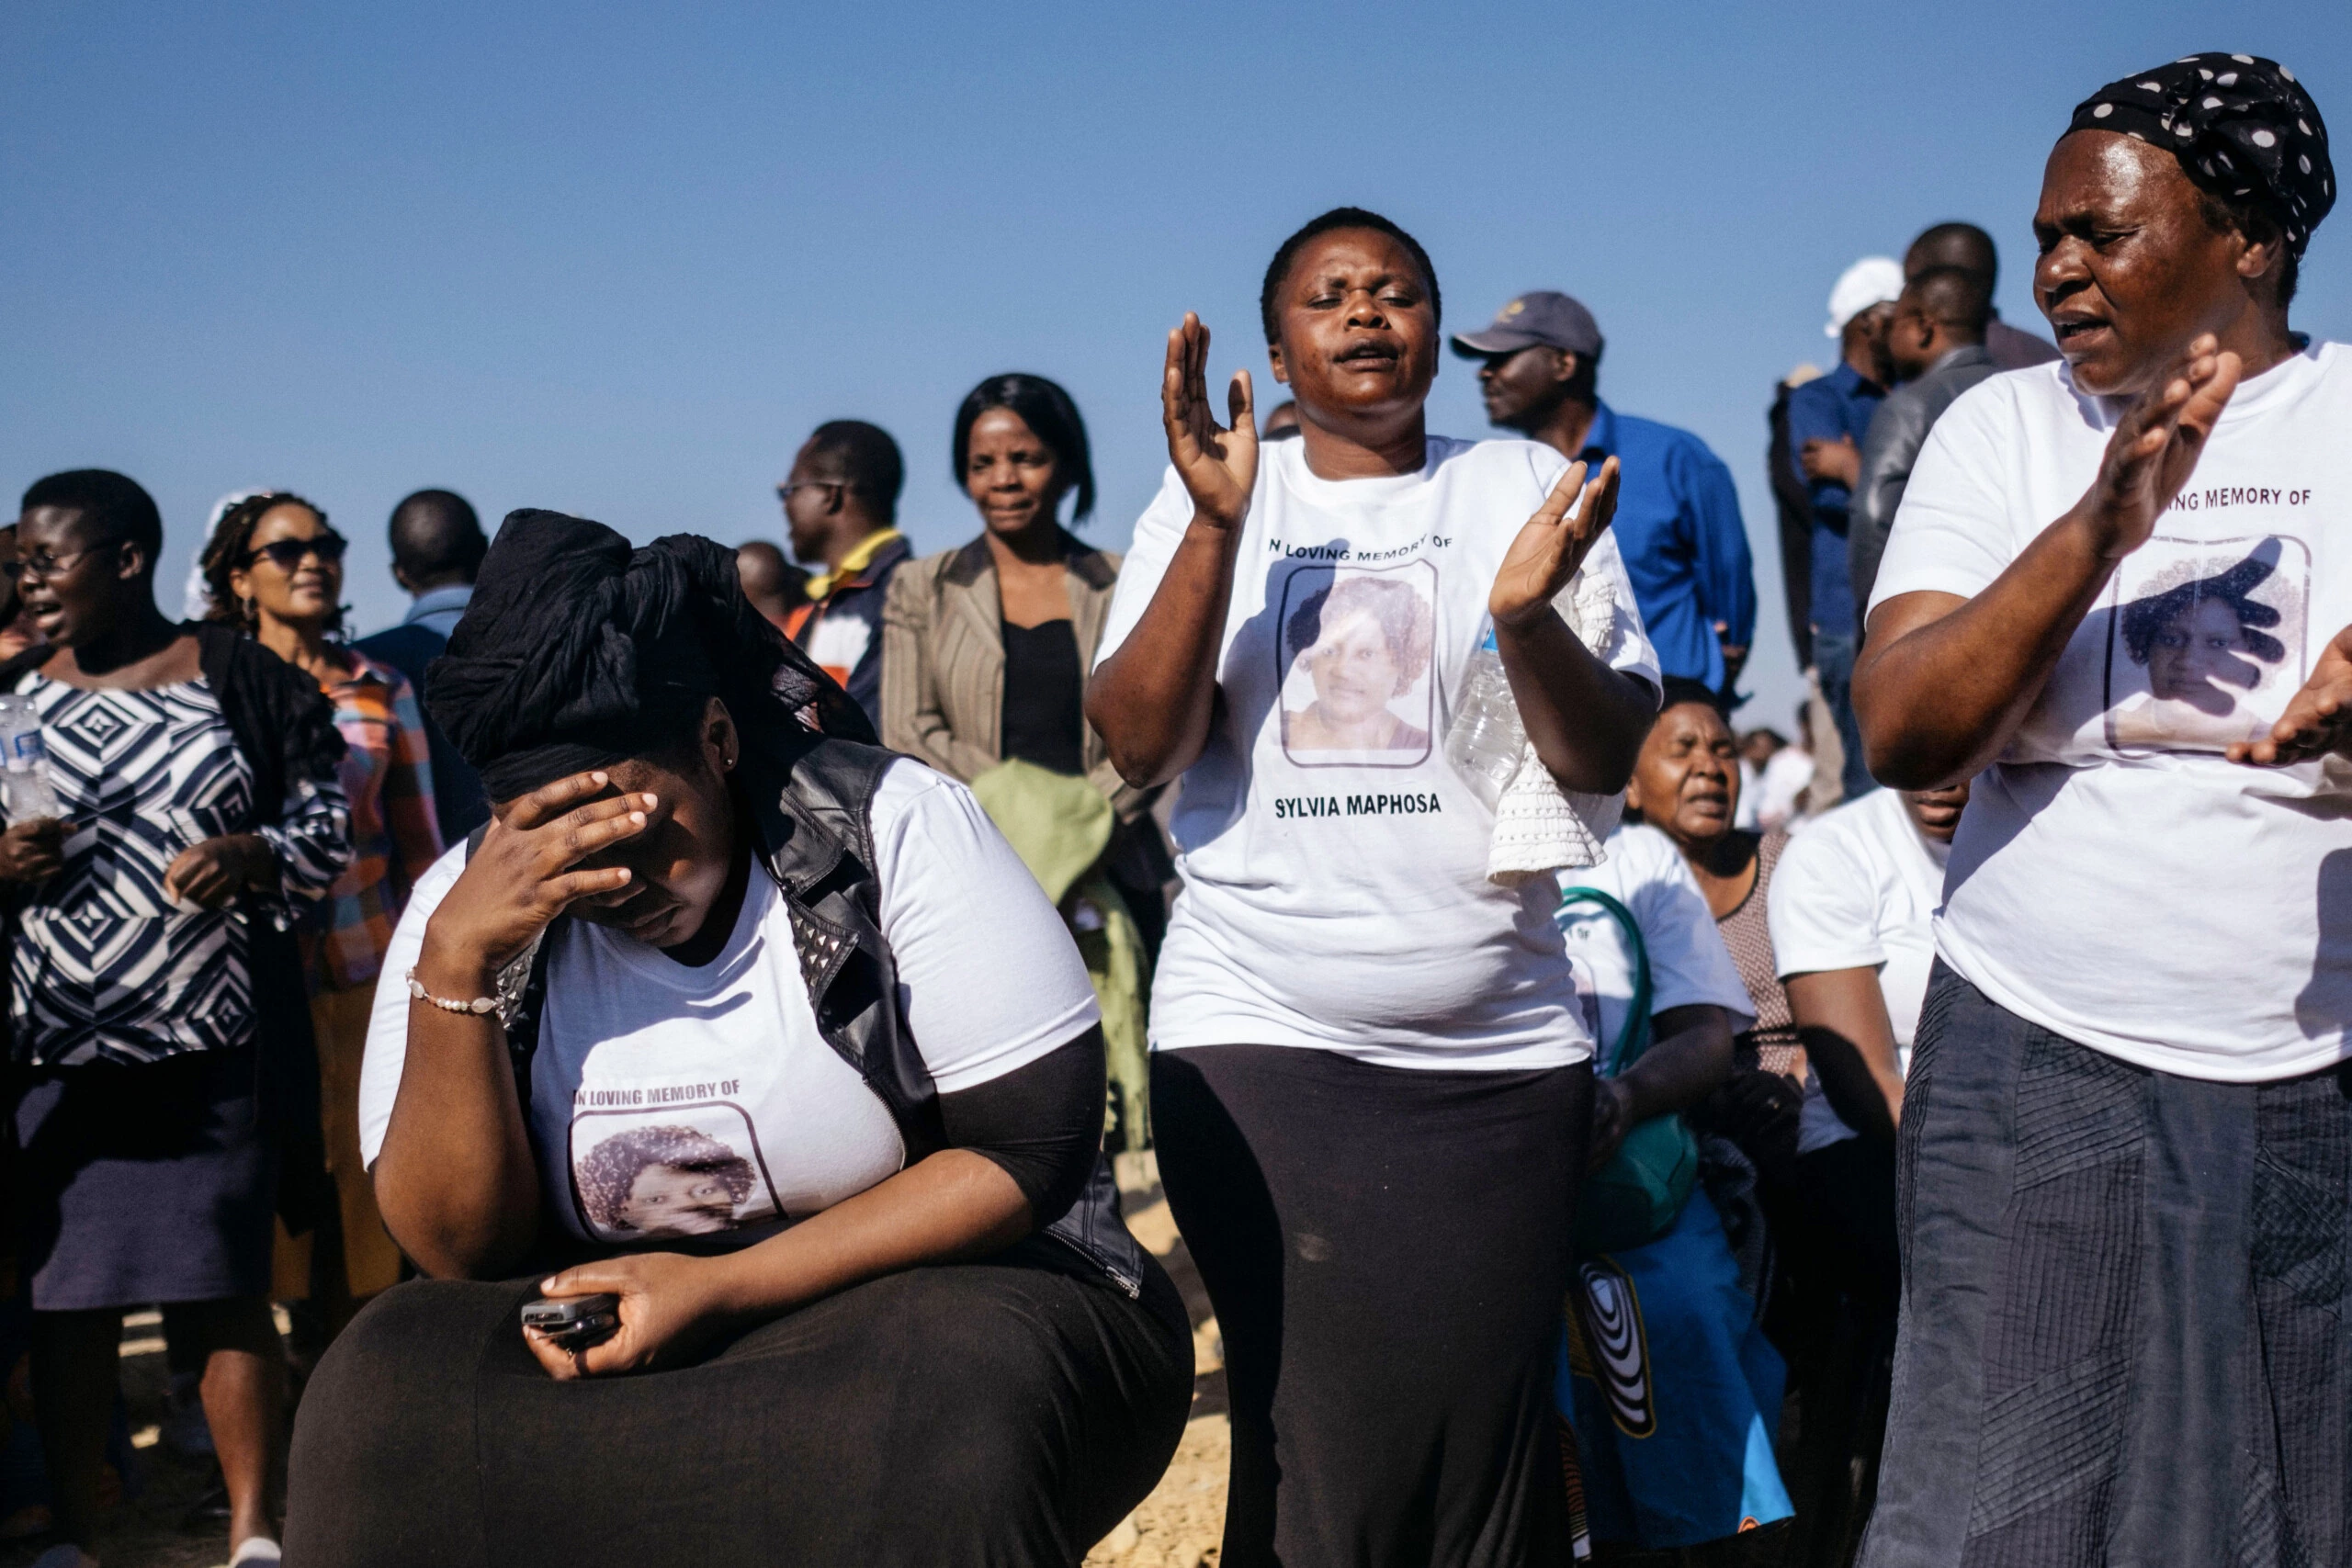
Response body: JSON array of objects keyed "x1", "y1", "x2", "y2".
[
  {"x1": 1852, "y1": 49, "x2": 2352, "y2": 1568},
  {"x1": 2071, "y1": 52, "x2": 2334, "y2": 262}
]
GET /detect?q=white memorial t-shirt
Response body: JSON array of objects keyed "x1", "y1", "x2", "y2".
[
  {"x1": 1767, "y1": 786, "x2": 1948, "y2": 1152},
  {"x1": 357, "y1": 761, "x2": 1102, "y2": 1247},
  {"x1": 1095, "y1": 435, "x2": 1660, "y2": 1069},
  {"x1": 1870, "y1": 343, "x2": 2352, "y2": 1080},
  {"x1": 1556, "y1": 825, "x2": 1757, "y2": 1063}
]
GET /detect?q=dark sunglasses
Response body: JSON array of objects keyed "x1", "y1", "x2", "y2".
[{"x1": 242, "y1": 531, "x2": 348, "y2": 570}]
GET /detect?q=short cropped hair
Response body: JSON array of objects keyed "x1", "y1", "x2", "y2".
[
  {"x1": 389, "y1": 489, "x2": 486, "y2": 583},
  {"x1": 952, "y1": 373, "x2": 1097, "y2": 524},
  {"x1": 802, "y1": 420, "x2": 905, "y2": 523},
  {"x1": 20, "y1": 469, "x2": 164, "y2": 564},
  {"x1": 1905, "y1": 266, "x2": 1994, "y2": 338},
  {"x1": 1260, "y1": 207, "x2": 1442, "y2": 345}
]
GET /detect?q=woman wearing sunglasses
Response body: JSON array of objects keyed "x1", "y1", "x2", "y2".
[{"x1": 201, "y1": 494, "x2": 444, "y2": 1337}]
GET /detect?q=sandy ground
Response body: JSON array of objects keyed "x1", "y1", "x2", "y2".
[{"x1": 1084, "y1": 1163, "x2": 1229, "y2": 1568}]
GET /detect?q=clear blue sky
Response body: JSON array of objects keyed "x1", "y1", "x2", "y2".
[{"x1": 5, "y1": 1, "x2": 2346, "y2": 726}]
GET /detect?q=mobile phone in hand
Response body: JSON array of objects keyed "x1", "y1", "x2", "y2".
[{"x1": 520, "y1": 1292, "x2": 621, "y2": 1351}]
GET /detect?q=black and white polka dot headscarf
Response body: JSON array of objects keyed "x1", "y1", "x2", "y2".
[{"x1": 2070, "y1": 53, "x2": 2334, "y2": 254}]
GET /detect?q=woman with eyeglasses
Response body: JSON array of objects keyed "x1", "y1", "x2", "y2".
[
  {"x1": 1, "y1": 469, "x2": 352, "y2": 1568},
  {"x1": 201, "y1": 493, "x2": 443, "y2": 1337}
]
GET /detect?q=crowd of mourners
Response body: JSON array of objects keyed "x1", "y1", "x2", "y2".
[{"x1": 0, "y1": 51, "x2": 2338, "y2": 1568}]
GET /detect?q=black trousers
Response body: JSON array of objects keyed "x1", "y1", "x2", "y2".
[
  {"x1": 1153, "y1": 1045, "x2": 1591, "y2": 1568},
  {"x1": 285, "y1": 1253, "x2": 1191, "y2": 1568},
  {"x1": 1864, "y1": 964, "x2": 2352, "y2": 1568}
]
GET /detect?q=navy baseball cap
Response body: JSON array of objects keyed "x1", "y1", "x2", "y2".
[{"x1": 1451, "y1": 291, "x2": 1604, "y2": 361}]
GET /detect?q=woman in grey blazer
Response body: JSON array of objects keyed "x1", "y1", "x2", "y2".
[{"x1": 881, "y1": 374, "x2": 1172, "y2": 956}]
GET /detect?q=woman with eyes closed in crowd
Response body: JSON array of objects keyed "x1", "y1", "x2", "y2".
[
  {"x1": 1088, "y1": 207, "x2": 1661, "y2": 1567},
  {"x1": 283, "y1": 512, "x2": 1190, "y2": 1568},
  {"x1": 1852, "y1": 56, "x2": 2352, "y2": 1566}
]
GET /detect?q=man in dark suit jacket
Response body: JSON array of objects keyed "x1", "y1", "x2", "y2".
[
  {"x1": 1904, "y1": 221, "x2": 2061, "y2": 371},
  {"x1": 1849, "y1": 270, "x2": 2003, "y2": 615},
  {"x1": 352, "y1": 489, "x2": 490, "y2": 837}
]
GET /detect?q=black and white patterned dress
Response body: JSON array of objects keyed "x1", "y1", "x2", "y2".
[
  {"x1": 10, "y1": 676, "x2": 347, "y2": 1066},
  {"x1": 7, "y1": 673, "x2": 349, "y2": 1309}
]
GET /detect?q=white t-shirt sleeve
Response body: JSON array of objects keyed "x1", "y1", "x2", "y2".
[
  {"x1": 1092, "y1": 465, "x2": 1195, "y2": 671},
  {"x1": 1609, "y1": 827, "x2": 1758, "y2": 1024},
  {"x1": 356, "y1": 840, "x2": 469, "y2": 1170},
  {"x1": 1867, "y1": 377, "x2": 2026, "y2": 615},
  {"x1": 870, "y1": 760, "x2": 1102, "y2": 1093},
  {"x1": 1769, "y1": 818, "x2": 1887, "y2": 978}
]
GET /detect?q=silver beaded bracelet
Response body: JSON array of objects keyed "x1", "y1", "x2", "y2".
[{"x1": 406, "y1": 967, "x2": 501, "y2": 1017}]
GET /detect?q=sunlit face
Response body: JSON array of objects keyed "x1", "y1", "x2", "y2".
[
  {"x1": 228, "y1": 503, "x2": 342, "y2": 627},
  {"x1": 614, "y1": 1164, "x2": 736, "y2": 1235},
  {"x1": 2149, "y1": 597, "x2": 2263, "y2": 705},
  {"x1": 780, "y1": 443, "x2": 847, "y2": 564},
  {"x1": 963, "y1": 407, "x2": 1065, "y2": 539},
  {"x1": 16, "y1": 505, "x2": 135, "y2": 647},
  {"x1": 2033, "y1": 130, "x2": 2258, "y2": 398},
  {"x1": 1303, "y1": 610, "x2": 1405, "y2": 724},
  {"x1": 1476, "y1": 344, "x2": 1572, "y2": 430},
  {"x1": 1267, "y1": 228, "x2": 1440, "y2": 428},
  {"x1": 1626, "y1": 702, "x2": 1739, "y2": 852}
]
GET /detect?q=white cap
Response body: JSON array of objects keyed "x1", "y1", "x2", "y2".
[
  {"x1": 183, "y1": 489, "x2": 267, "y2": 622},
  {"x1": 1826, "y1": 256, "x2": 1905, "y2": 338}
]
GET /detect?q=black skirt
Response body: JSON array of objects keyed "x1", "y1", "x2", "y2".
[
  {"x1": 1152, "y1": 1044, "x2": 1591, "y2": 1568},
  {"x1": 1864, "y1": 964, "x2": 2352, "y2": 1567},
  {"x1": 284, "y1": 1249, "x2": 1192, "y2": 1567},
  {"x1": 12, "y1": 1048, "x2": 277, "y2": 1311}
]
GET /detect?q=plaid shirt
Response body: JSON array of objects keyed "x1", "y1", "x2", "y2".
[{"x1": 303, "y1": 652, "x2": 444, "y2": 992}]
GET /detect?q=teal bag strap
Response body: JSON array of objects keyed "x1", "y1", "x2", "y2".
[{"x1": 1558, "y1": 886, "x2": 1653, "y2": 1077}]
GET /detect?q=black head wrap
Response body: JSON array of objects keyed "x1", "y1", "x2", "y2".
[
  {"x1": 2070, "y1": 53, "x2": 2334, "y2": 254},
  {"x1": 424, "y1": 509, "x2": 874, "y2": 801}
]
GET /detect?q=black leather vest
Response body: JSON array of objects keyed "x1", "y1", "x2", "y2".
[{"x1": 486, "y1": 727, "x2": 1145, "y2": 1296}]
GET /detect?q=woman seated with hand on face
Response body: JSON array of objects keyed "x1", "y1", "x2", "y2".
[{"x1": 283, "y1": 512, "x2": 1190, "y2": 1568}]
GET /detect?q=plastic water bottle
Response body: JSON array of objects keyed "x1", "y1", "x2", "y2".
[
  {"x1": 1443, "y1": 620, "x2": 1526, "y2": 810},
  {"x1": 0, "y1": 695, "x2": 62, "y2": 823}
]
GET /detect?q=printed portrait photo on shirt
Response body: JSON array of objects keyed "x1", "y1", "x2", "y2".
[
  {"x1": 568, "y1": 1100, "x2": 782, "y2": 1244},
  {"x1": 1277, "y1": 561, "x2": 1437, "y2": 767},
  {"x1": 2103, "y1": 536, "x2": 2309, "y2": 752}
]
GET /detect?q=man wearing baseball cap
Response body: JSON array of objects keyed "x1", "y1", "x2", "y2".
[
  {"x1": 1785, "y1": 256, "x2": 1904, "y2": 803},
  {"x1": 1454, "y1": 291, "x2": 1754, "y2": 697}
]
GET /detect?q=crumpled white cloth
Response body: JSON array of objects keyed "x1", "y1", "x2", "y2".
[{"x1": 1486, "y1": 566, "x2": 1628, "y2": 886}]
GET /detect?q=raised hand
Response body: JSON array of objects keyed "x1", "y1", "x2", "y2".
[
  {"x1": 1162, "y1": 312, "x2": 1257, "y2": 529},
  {"x1": 422, "y1": 770, "x2": 652, "y2": 978},
  {"x1": 1490, "y1": 457, "x2": 1622, "y2": 630},
  {"x1": 2230, "y1": 624, "x2": 2352, "y2": 768},
  {"x1": 2081, "y1": 334, "x2": 2241, "y2": 560}
]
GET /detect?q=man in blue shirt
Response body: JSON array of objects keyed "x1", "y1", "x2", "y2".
[
  {"x1": 1453, "y1": 292, "x2": 1754, "y2": 696},
  {"x1": 352, "y1": 488, "x2": 490, "y2": 837},
  {"x1": 1785, "y1": 257, "x2": 1903, "y2": 800}
]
